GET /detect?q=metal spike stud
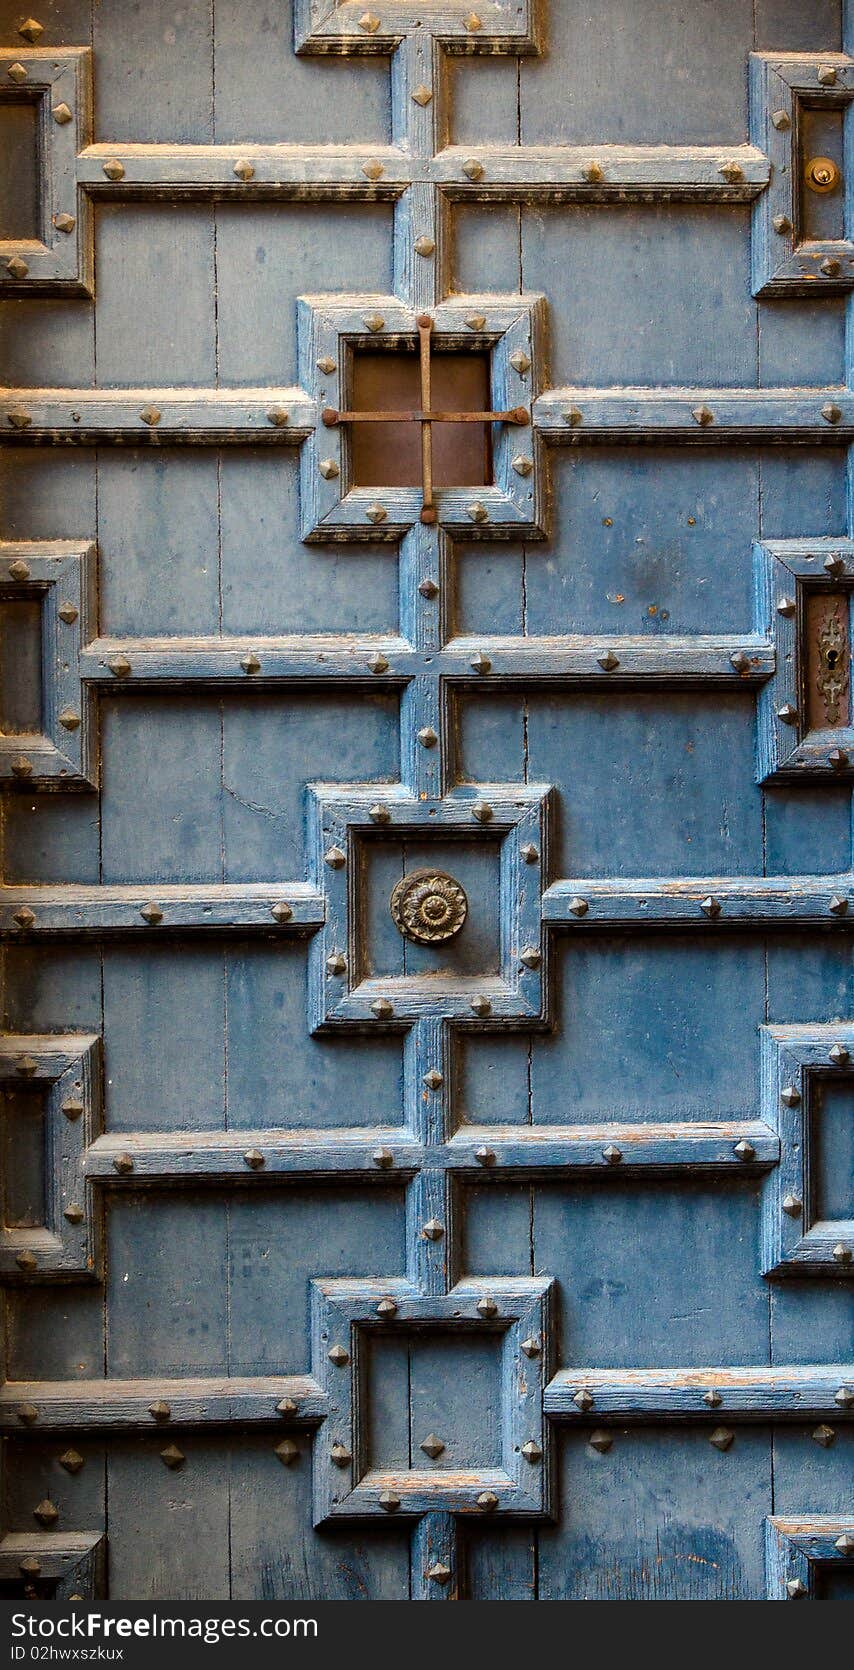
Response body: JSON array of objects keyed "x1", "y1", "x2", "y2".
[
  {"x1": 372, "y1": 1147, "x2": 394, "y2": 1168},
  {"x1": 832, "y1": 1243, "x2": 852, "y2": 1264},
  {"x1": 709, "y1": 1427, "x2": 734, "y2": 1451},
  {"x1": 367, "y1": 652, "x2": 389, "y2": 674},
  {"x1": 271, "y1": 901, "x2": 293, "y2": 924},
  {"x1": 588, "y1": 1430, "x2": 613, "y2": 1453},
  {"x1": 34, "y1": 1500, "x2": 59, "y2": 1527},
  {"x1": 472, "y1": 800, "x2": 492, "y2": 823},
  {"x1": 470, "y1": 651, "x2": 491, "y2": 674},
  {"x1": 700, "y1": 896, "x2": 722, "y2": 917},
  {"x1": 418, "y1": 577, "x2": 439, "y2": 599},
  {"x1": 139, "y1": 406, "x2": 161, "y2": 427},
  {"x1": 822, "y1": 404, "x2": 843, "y2": 424},
  {"x1": 328, "y1": 1345, "x2": 349, "y2": 1366},
  {"x1": 160, "y1": 1444, "x2": 185, "y2": 1469},
  {"x1": 376, "y1": 1297, "x2": 397, "y2": 1318},
  {"x1": 54, "y1": 212, "x2": 75, "y2": 233},
  {"x1": 414, "y1": 236, "x2": 435, "y2": 257},
  {"x1": 18, "y1": 20, "x2": 44, "y2": 42},
  {"x1": 828, "y1": 750, "x2": 849, "y2": 770},
  {"x1": 835, "y1": 1386, "x2": 854, "y2": 1406},
  {"x1": 16, "y1": 1251, "x2": 37, "y2": 1271},
  {"x1": 59, "y1": 1449, "x2": 85, "y2": 1474},
  {"x1": 729, "y1": 651, "x2": 751, "y2": 674},
  {"x1": 331, "y1": 1443, "x2": 352, "y2": 1467},
  {"x1": 829, "y1": 1043, "x2": 850, "y2": 1065},
  {"x1": 521, "y1": 1439, "x2": 543, "y2": 1462},
  {"x1": 692, "y1": 405, "x2": 715, "y2": 426},
  {"x1": 602, "y1": 1144, "x2": 623, "y2": 1165},
  {"x1": 148, "y1": 1401, "x2": 171, "y2": 1422},
  {"x1": 233, "y1": 159, "x2": 255, "y2": 181},
  {"x1": 112, "y1": 1154, "x2": 134, "y2": 1174},
  {"x1": 512, "y1": 454, "x2": 533, "y2": 476},
  {"x1": 379, "y1": 1491, "x2": 401, "y2": 1512},
  {"x1": 426, "y1": 1562, "x2": 451, "y2": 1584},
  {"x1": 477, "y1": 1296, "x2": 498, "y2": 1317},
  {"x1": 468, "y1": 502, "x2": 489, "y2": 523},
  {"x1": 835, "y1": 1533, "x2": 854, "y2": 1554},
  {"x1": 324, "y1": 846, "x2": 346, "y2": 869},
  {"x1": 108, "y1": 655, "x2": 131, "y2": 678},
  {"x1": 6, "y1": 256, "x2": 29, "y2": 279},
  {"x1": 420, "y1": 1434, "x2": 445, "y2": 1459},
  {"x1": 812, "y1": 1424, "x2": 835, "y2": 1448},
  {"x1": 423, "y1": 1069, "x2": 443, "y2": 1090},
  {"x1": 276, "y1": 1398, "x2": 297, "y2": 1416},
  {"x1": 718, "y1": 161, "x2": 743, "y2": 182},
  {"x1": 362, "y1": 161, "x2": 384, "y2": 181},
  {"x1": 475, "y1": 1146, "x2": 496, "y2": 1166},
  {"x1": 470, "y1": 995, "x2": 491, "y2": 1016},
  {"x1": 370, "y1": 998, "x2": 394, "y2": 1019},
  {"x1": 733, "y1": 1139, "x2": 755, "y2": 1162},
  {"x1": 369, "y1": 804, "x2": 391, "y2": 823},
  {"x1": 417, "y1": 726, "x2": 438, "y2": 748},
  {"x1": 702, "y1": 1389, "x2": 722, "y2": 1408},
  {"x1": 412, "y1": 85, "x2": 433, "y2": 106},
  {"x1": 597, "y1": 651, "x2": 620, "y2": 671},
  {"x1": 829, "y1": 895, "x2": 848, "y2": 914},
  {"x1": 477, "y1": 1491, "x2": 498, "y2": 1511},
  {"x1": 465, "y1": 314, "x2": 486, "y2": 331},
  {"x1": 243, "y1": 1149, "x2": 264, "y2": 1170},
  {"x1": 274, "y1": 1439, "x2": 298, "y2": 1466},
  {"x1": 521, "y1": 1337, "x2": 541, "y2": 1358},
  {"x1": 573, "y1": 1388, "x2": 594, "y2": 1411},
  {"x1": 568, "y1": 896, "x2": 589, "y2": 917},
  {"x1": 326, "y1": 952, "x2": 346, "y2": 976},
  {"x1": 422, "y1": 1219, "x2": 444, "y2": 1241},
  {"x1": 782, "y1": 1195, "x2": 802, "y2": 1216},
  {"x1": 13, "y1": 907, "x2": 36, "y2": 929},
  {"x1": 63, "y1": 1204, "x2": 84, "y2": 1224},
  {"x1": 786, "y1": 1578, "x2": 808, "y2": 1599},
  {"x1": 462, "y1": 159, "x2": 484, "y2": 181},
  {"x1": 7, "y1": 63, "x2": 28, "y2": 82},
  {"x1": 17, "y1": 1404, "x2": 39, "y2": 1425},
  {"x1": 521, "y1": 843, "x2": 540, "y2": 864},
  {"x1": 52, "y1": 102, "x2": 73, "y2": 124},
  {"x1": 780, "y1": 1085, "x2": 801, "y2": 1108}
]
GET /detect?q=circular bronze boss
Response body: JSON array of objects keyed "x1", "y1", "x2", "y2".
[
  {"x1": 804, "y1": 156, "x2": 841, "y2": 194},
  {"x1": 389, "y1": 869, "x2": 468, "y2": 945}
]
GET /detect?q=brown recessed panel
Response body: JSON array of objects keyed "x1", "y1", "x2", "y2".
[
  {"x1": 805, "y1": 590, "x2": 851, "y2": 730},
  {"x1": 351, "y1": 349, "x2": 492, "y2": 488}
]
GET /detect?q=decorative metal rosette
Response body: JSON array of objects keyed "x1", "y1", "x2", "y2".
[{"x1": 389, "y1": 869, "x2": 468, "y2": 945}]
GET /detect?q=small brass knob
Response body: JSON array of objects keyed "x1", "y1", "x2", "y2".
[{"x1": 805, "y1": 155, "x2": 841, "y2": 194}]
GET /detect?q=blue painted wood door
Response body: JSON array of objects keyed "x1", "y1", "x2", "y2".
[{"x1": 0, "y1": 0, "x2": 852, "y2": 1602}]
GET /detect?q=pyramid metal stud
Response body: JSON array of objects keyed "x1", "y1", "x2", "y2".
[
  {"x1": 373, "y1": 1147, "x2": 394, "y2": 1169},
  {"x1": 770, "y1": 109, "x2": 790, "y2": 130},
  {"x1": 786, "y1": 1578, "x2": 808, "y2": 1598},
  {"x1": 58, "y1": 601, "x2": 78, "y2": 623},
  {"x1": 363, "y1": 313, "x2": 384, "y2": 333},
  {"x1": 477, "y1": 1491, "x2": 498, "y2": 1511},
  {"x1": 274, "y1": 1439, "x2": 299, "y2": 1466},
  {"x1": 782, "y1": 1195, "x2": 802, "y2": 1216},
  {"x1": 475, "y1": 1146, "x2": 496, "y2": 1166},
  {"x1": 6, "y1": 256, "x2": 29, "y2": 279},
  {"x1": 597, "y1": 650, "x2": 620, "y2": 671},
  {"x1": 240, "y1": 653, "x2": 260, "y2": 674},
  {"x1": 319, "y1": 458, "x2": 339, "y2": 479},
  {"x1": 582, "y1": 160, "x2": 604, "y2": 182},
  {"x1": 276, "y1": 1398, "x2": 297, "y2": 1416},
  {"x1": 718, "y1": 161, "x2": 743, "y2": 182},
  {"x1": 63, "y1": 1203, "x2": 84, "y2": 1224},
  {"x1": 733, "y1": 1139, "x2": 755, "y2": 1162},
  {"x1": 521, "y1": 1336, "x2": 541, "y2": 1357},
  {"x1": 702, "y1": 1389, "x2": 722, "y2": 1407},
  {"x1": 835, "y1": 1533, "x2": 854, "y2": 1553},
  {"x1": 17, "y1": 1404, "x2": 39, "y2": 1424},
  {"x1": 412, "y1": 85, "x2": 433, "y2": 106},
  {"x1": 422, "y1": 1219, "x2": 444, "y2": 1241},
  {"x1": 160, "y1": 1444, "x2": 186, "y2": 1469},
  {"x1": 817, "y1": 64, "x2": 838, "y2": 84},
  {"x1": 828, "y1": 750, "x2": 849, "y2": 770},
  {"x1": 701, "y1": 896, "x2": 722, "y2": 918},
  {"x1": 729, "y1": 651, "x2": 751, "y2": 674},
  {"x1": 233, "y1": 159, "x2": 254, "y2": 180},
  {"x1": 362, "y1": 161, "x2": 384, "y2": 181},
  {"x1": 477, "y1": 1296, "x2": 498, "y2": 1317},
  {"x1": 835, "y1": 1386, "x2": 854, "y2": 1406},
  {"x1": 588, "y1": 1430, "x2": 613, "y2": 1453},
  {"x1": 108, "y1": 655, "x2": 132, "y2": 678},
  {"x1": 371, "y1": 998, "x2": 394, "y2": 1019},
  {"x1": 812, "y1": 1424, "x2": 835, "y2": 1448},
  {"x1": 243, "y1": 1149, "x2": 264, "y2": 1170},
  {"x1": 8, "y1": 559, "x2": 30, "y2": 580},
  {"x1": 265, "y1": 407, "x2": 288, "y2": 427},
  {"x1": 6, "y1": 409, "x2": 31, "y2": 429},
  {"x1": 773, "y1": 214, "x2": 793, "y2": 235},
  {"x1": 34, "y1": 1500, "x2": 59, "y2": 1527},
  {"x1": 822, "y1": 404, "x2": 843, "y2": 424},
  {"x1": 368, "y1": 652, "x2": 389, "y2": 674},
  {"x1": 568, "y1": 896, "x2": 589, "y2": 917},
  {"x1": 709, "y1": 1427, "x2": 734, "y2": 1451},
  {"x1": 470, "y1": 651, "x2": 491, "y2": 674},
  {"x1": 829, "y1": 1043, "x2": 850, "y2": 1065},
  {"x1": 376, "y1": 1297, "x2": 398, "y2": 1318},
  {"x1": 20, "y1": 1558, "x2": 41, "y2": 1578},
  {"x1": 509, "y1": 350, "x2": 531, "y2": 375},
  {"x1": 113, "y1": 1154, "x2": 134, "y2": 1174},
  {"x1": 7, "y1": 63, "x2": 28, "y2": 82},
  {"x1": 832, "y1": 1242, "x2": 852, "y2": 1264},
  {"x1": 13, "y1": 907, "x2": 36, "y2": 929},
  {"x1": 829, "y1": 895, "x2": 848, "y2": 915},
  {"x1": 325, "y1": 846, "x2": 346, "y2": 868},
  {"x1": 462, "y1": 159, "x2": 484, "y2": 181},
  {"x1": 102, "y1": 159, "x2": 125, "y2": 180},
  {"x1": 16, "y1": 1251, "x2": 37, "y2": 1271},
  {"x1": 62, "y1": 1098, "x2": 84, "y2": 1121},
  {"x1": 54, "y1": 213, "x2": 75, "y2": 233},
  {"x1": 317, "y1": 356, "x2": 336, "y2": 375},
  {"x1": 692, "y1": 405, "x2": 714, "y2": 426},
  {"x1": 512, "y1": 454, "x2": 533, "y2": 476},
  {"x1": 139, "y1": 406, "x2": 161, "y2": 426},
  {"x1": 521, "y1": 1439, "x2": 543, "y2": 1462},
  {"x1": 777, "y1": 596, "x2": 797, "y2": 617},
  {"x1": 419, "y1": 577, "x2": 439, "y2": 599},
  {"x1": 59, "y1": 1449, "x2": 85, "y2": 1474},
  {"x1": 521, "y1": 843, "x2": 540, "y2": 864},
  {"x1": 11, "y1": 755, "x2": 33, "y2": 777},
  {"x1": 465, "y1": 314, "x2": 486, "y2": 331},
  {"x1": 18, "y1": 20, "x2": 44, "y2": 42},
  {"x1": 823, "y1": 551, "x2": 845, "y2": 577},
  {"x1": 468, "y1": 502, "x2": 489, "y2": 523},
  {"x1": 423, "y1": 1070, "x2": 444, "y2": 1091},
  {"x1": 148, "y1": 1401, "x2": 171, "y2": 1422},
  {"x1": 15, "y1": 1055, "x2": 38, "y2": 1077},
  {"x1": 602, "y1": 1144, "x2": 623, "y2": 1165},
  {"x1": 420, "y1": 1433, "x2": 445, "y2": 1459},
  {"x1": 379, "y1": 1491, "x2": 400, "y2": 1512},
  {"x1": 464, "y1": 12, "x2": 482, "y2": 30},
  {"x1": 328, "y1": 1345, "x2": 349, "y2": 1366},
  {"x1": 426, "y1": 1561, "x2": 452, "y2": 1584},
  {"x1": 331, "y1": 1443, "x2": 352, "y2": 1467},
  {"x1": 271, "y1": 901, "x2": 293, "y2": 923},
  {"x1": 472, "y1": 800, "x2": 492, "y2": 823},
  {"x1": 140, "y1": 902, "x2": 163, "y2": 924},
  {"x1": 417, "y1": 726, "x2": 438, "y2": 748},
  {"x1": 366, "y1": 504, "x2": 387, "y2": 523},
  {"x1": 780, "y1": 1085, "x2": 801, "y2": 1108},
  {"x1": 369, "y1": 804, "x2": 391, "y2": 823},
  {"x1": 564, "y1": 406, "x2": 583, "y2": 426},
  {"x1": 359, "y1": 12, "x2": 380, "y2": 31},
  {"x1": 470, "y1": 995, "x2": 491, "y2": 1016},
  {"x1": 58, "y1": 709, "x2": 81, "y2": 731},
  {"x1": 326, "y1": 952, "x2": 346, "y2": 976},
  {"x1": 414, "y1": 236, "x2": 435, "y2": 257},
  {"x1": 520, "y1": 946, "x2": 542, "y2": 969},
  {"x1": 52, "y1": 102, "x2": 73, "y2": 124},
  {"x1": 821, "y1": 258, "x2": 842, "y2": 277},
  {"x1": 573, "y1": 1388, "x2": 594, "y2": 1410}
]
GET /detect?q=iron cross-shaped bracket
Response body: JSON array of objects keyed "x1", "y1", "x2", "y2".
[{"x1": 321, "y1": 314, "x2": 529, "y2": 523}]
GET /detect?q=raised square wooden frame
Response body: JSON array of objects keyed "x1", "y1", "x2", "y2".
[
  {"x1": 760, "y1": 1023, "x2": 854, "y2": 1276},
  {"x1": 753, "y1": 537, "x2": 854, "y2": 782},
  {"x1": 765, "y1": 1516, "x2": 854, "y2": 1598},
  {"x1": 0, "y1": 48, "x2": 92, "y2": 294},
  {"x1": 750, "y1": 52, "x2": 854, "y2": 296},
  {"x1": 0, "y1": 1033, "x2": 101, "y2": 1281},
  {"x1": 0, "y1": 541, "x2": 97, "y2": 789}
]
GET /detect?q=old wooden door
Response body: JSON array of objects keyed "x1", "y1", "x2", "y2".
[{"x1": 1, "y1": 0, "x2": 852, "y2": 1604}]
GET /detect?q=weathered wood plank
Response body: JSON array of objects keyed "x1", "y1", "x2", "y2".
[
  {"x1": 1, "y1": 883, "x2": 324, "y2": 936},
  {"x1": 545, "y1": 1366, "x2": 854, "y2": 1419},
  {"x1": 0, "y1": 1376, "x2": 327, "y2": 1431}
]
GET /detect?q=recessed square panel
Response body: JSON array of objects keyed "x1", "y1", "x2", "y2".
[
  {"x1": 358, "y1": 836, "x2": 502, "y2": 981},
  {"x1": 351, "y1": 350, "x2": 491, "y2": 488},
  {"x1": 0, "y1": 99, "x2": 39, "y2": 241},
  {"x1": 366, "y1": 1330, "x2": 504, "y2": 1472},
  {"x1": 810, "y1": 1077, "x2": 854, "y2": 1222}
]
